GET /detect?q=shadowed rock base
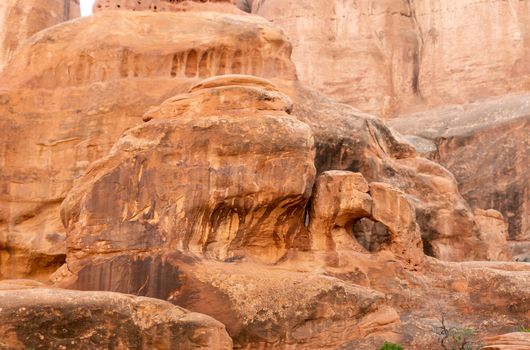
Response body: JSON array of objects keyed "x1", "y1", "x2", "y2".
[{"x1": 0, "y1": 283, "x2": 232, "y2": 350}]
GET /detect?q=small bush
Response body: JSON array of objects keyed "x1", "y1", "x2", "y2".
[
  {"x1": 436, "y1": 314, "x2": 482, "y2": 350},
  {"x1": 517, "y1": 326, "x2": 530, "y2": 333},
  {"x1": 379, "y1": 341, "x2": 404, "y2": 350}
]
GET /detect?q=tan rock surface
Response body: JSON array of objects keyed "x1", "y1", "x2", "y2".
[
  {"x1": 0, "y1": 6, "x2": 497, "y2": 284},
  {"x1": 389, "y1": 94, "x2": 530, "y2": 241},
  {"x1": 0, "y1": 10, "x2": 295, "y2": 280},
  {"x1": 368, "y1": 182, "x2": 423, "y2": 265},
  {"x1": 94, "y1": 0, "x2": 244, "y2": 14},
  {"x1": 61, "y1": 76, "x2": 315, "y2": 264},
  {"x1": 0, "y1": 6, "x2": 528, "y2": 349},
  {"x1": 308, "y1": 171, "x2": 423, "y2": 265},
  {"x1": 0, "y1": 0, "x2": 79, "y2": 71},
  {"x1": 0, "y1": 286, "x2": 232, "y2": 349},
  {"x1": 483, "y1": 332, "x2": 530, "y2": 350},
  {"x1": 0, "y1": 11, "x2": 295, "y2": 89},
  {"x1": 309, "y1": 171, "x2": 372, "y2": 252},
  {"x1": 474, "y1": 209, "x2": 512, "y2": 261},
  {"x1": 250, "y1": 0, "x2": 530, "y2": 117},
  {"x1": 52, "y1": 76, "x2": 530, "y2": 348},
  {"x1": 55, "y1": 250, "x2": 530, "y2": 349},
  {"x1": 284, "y1": 83, "x2": 485, "y2": 261}
]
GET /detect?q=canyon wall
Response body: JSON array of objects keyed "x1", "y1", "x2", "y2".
[
  {"x1": 390, "y1": 94, "x2": 530, "y2": 242},
  {"x1": 0, "y1": 2, "x2": 528, "y2": 349},
  {"x1": 249, "y1": 0, "x2": 530, "y2": 117},
  {"x1": 0, "y1": 0, "x2": 80, "y2": 71}
]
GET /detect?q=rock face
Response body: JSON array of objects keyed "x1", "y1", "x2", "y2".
[
  {"x1": 0, "y1": 11, "x2": 295, "y2": 280},
  {"x1": 389, "y1": 94, "x2": 530, "y2": 241},
  {"x1": 93, "y1": 0, "x2": 243, "y2": 13},
  {"x1": 0, "y1": 285, "x2": 232, "y2": 349},
  {"x1": 309, "y1": 171, "x2": 423, "y2": 265},
  {"x1": 474, "y1": 209, "x2": 511, "y2": 261},
  {"x1": 284, "y1": 84, "x2": 486, "y2": 261},
  {"x1": 0, "y1": 0, "x2": 79, "y2": 71},
  {"x1": 249, "y1": 0, "x2": 530, "y2": 116},
  {"x1": 61, "y1": 75, "x2": 315, "y2": 264},
  {"x1": 52, "y1": 75, "x2": 530, "y2": 349},
  {"x1": 0, "y1": 6, "x2": 488, "y2": 282},
  {"x1": 483, "y1": 332, "x2": 530, "y2": 350},
  {"x1": 1, "y1": 4, "x2": 529, "y2": 350},
  {"x1": 0, "y1": 11, "x2": 295, "y2": 89}
]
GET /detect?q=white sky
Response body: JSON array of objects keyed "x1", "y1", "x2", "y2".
[{"x1": 80, "y1": 0, "x2": 95, "y2": 16}]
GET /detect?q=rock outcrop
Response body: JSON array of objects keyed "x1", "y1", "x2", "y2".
[
  {"x1": 51, "y1": 76, "x2": 530, "y2": 349},
  {"x1": 284, "y1": 84, "x2": 486, "y2": 261},
  {"x1": 248, "y1": 0, "x2": 530, "y2": 116},
  {"x1": 308, "y1": 171, "x2": 423, "y2": 265},
  {"x1": 61, "y1": 75, "x2": 315, "y2": 264},
  {"x1": 389, "y1": 93, "x2": 530, "y2": 242},
  {"x1": 474, "y1": 209, "x2": 511, "y2": 261},
  {"x1": 0, "y1": 4, "x2": 528, "y2": 350},
  {"x1": 0, "y1": 11, "x2": 295, "y2": 89},
  {"x1": 0, "y1": 283, "x2": 232, "y2": 349},
  {"x1": 0, "y1": 0, "x2": 79, "y2": 71},
  {"x1": 0, "y1": 10, "x2": 295, "y2": 280},
  {"x1": 0, "y1": 7, "x2": 490, "y2": 282},
  {"x1": 94, "y1": 0, "x2": 244, "y2": 14},
  {"x1": 483, "y1": 332, "x2": 530, "y2": 350}
]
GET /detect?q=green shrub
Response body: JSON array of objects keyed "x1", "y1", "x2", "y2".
[
  {"x1": 379, "y1": 341, "x2": 404, "y2": 350},
  {"x1": 517, "y1": 326, "x2": 530, "y2": 333}
]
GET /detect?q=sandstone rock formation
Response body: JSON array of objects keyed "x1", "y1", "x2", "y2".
[
  {"x1": 51, "y1": 75, "x2": 530, "y2": 349},
  {"x1": 0, "y1": 11, "x2": 295, "y2": 89},
  {"x1": 285, "y1": 84, "x2": 486, "y2": 261},
  {"x1": 0, "y1": 0, "x2": 79, "y2": 71},
  {"x1": 248, "y1": 0, "x2": 530, "y2": 116},
  {"x1": 93, "y1": 0, "x2": 244, "y2": 14},
  {"x1": 0, "y1": 10, "x2": 295, "y2": 280},
  {"x1": 0, "y1": 283, "x2": 232, "y2": 349},
  {"x1": 389, "y1": 94, "x2": 530, "y2": 242},
  {"x1": 0, "y1": 3, "x2": 528, "y2": 349},
  {"x1": 61, "y1": 75, "x2": 315, "y2": 264},
  {"x1": 0, "y1": 6, "x2": 489, "y2": 282},
  {"x1": 474, "y1": 209, "x2": 512, "y2": 261},
  {"x1": 308, "y1": 171, "x2": 423, "y2": 265},
  {"x1": 483, "y1": 332, "x2": 530, "y2": 350}
]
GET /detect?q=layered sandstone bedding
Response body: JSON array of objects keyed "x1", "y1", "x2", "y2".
[{"x1": 0, "y1": 1, "x2": 528, "y2": 349}]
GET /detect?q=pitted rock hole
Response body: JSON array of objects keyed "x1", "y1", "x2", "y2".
[{"x1": 352, "y1": 218, "x2": 392, "y2": 253}]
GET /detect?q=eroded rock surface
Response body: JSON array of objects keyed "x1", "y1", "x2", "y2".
[
  {"x1": 0, "y1": 10, "x2": 295, "y2": 280},
  {"x1": 250, "y1": 0, "x2": 530, "y2": 116},
  {"x1": 284, "y1": 83, "x2": 485, "y2": 261},
  {"x1": 483, "y1": 332, "x2": 530, "y2": 350},
  {"x1": 52, "y1": 76, "x2": 530, "y2": 349},
  {"x1": 0, "y1": 285, "x2": 232, "y2": 350},
  {"x1": 0, "y1": 5, "x2": 528, "y2": 349},
  {"x1": 61, "y1": 75, "x2": 315, "y2": 264},
  {"x1": 308, "y1": 171, "x2": 423, "y2": 265},
  {"x1": 0, "y1": 0, "x2": 79, "y2": 71},
  {"x1": 94, "y1": 0, "x2": 244, "y2": 14},
  {"x1": 474, "y1": 209, "x2": 512, "y2": 261},
  {"x1": 390, "y1": 94, "x2": 530, "y2": 241},
  {"x1": 0, "y1": 11, "x2": 295, "y2": 89}
]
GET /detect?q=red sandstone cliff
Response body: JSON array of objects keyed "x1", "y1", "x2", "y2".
[{"x1": 0, "y1": 1, "x2": 528, "y2": 349}]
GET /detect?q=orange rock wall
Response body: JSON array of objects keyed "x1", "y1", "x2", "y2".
[
  {"x1": 0, "y1": 0, "x2": 80, "y2": 71},
  {"x1": 93, "y1": 0, "x2": 235, "y2": 12},
  {"x1": 252, "y1": 0, "x2": 530, "y2": 117}
]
